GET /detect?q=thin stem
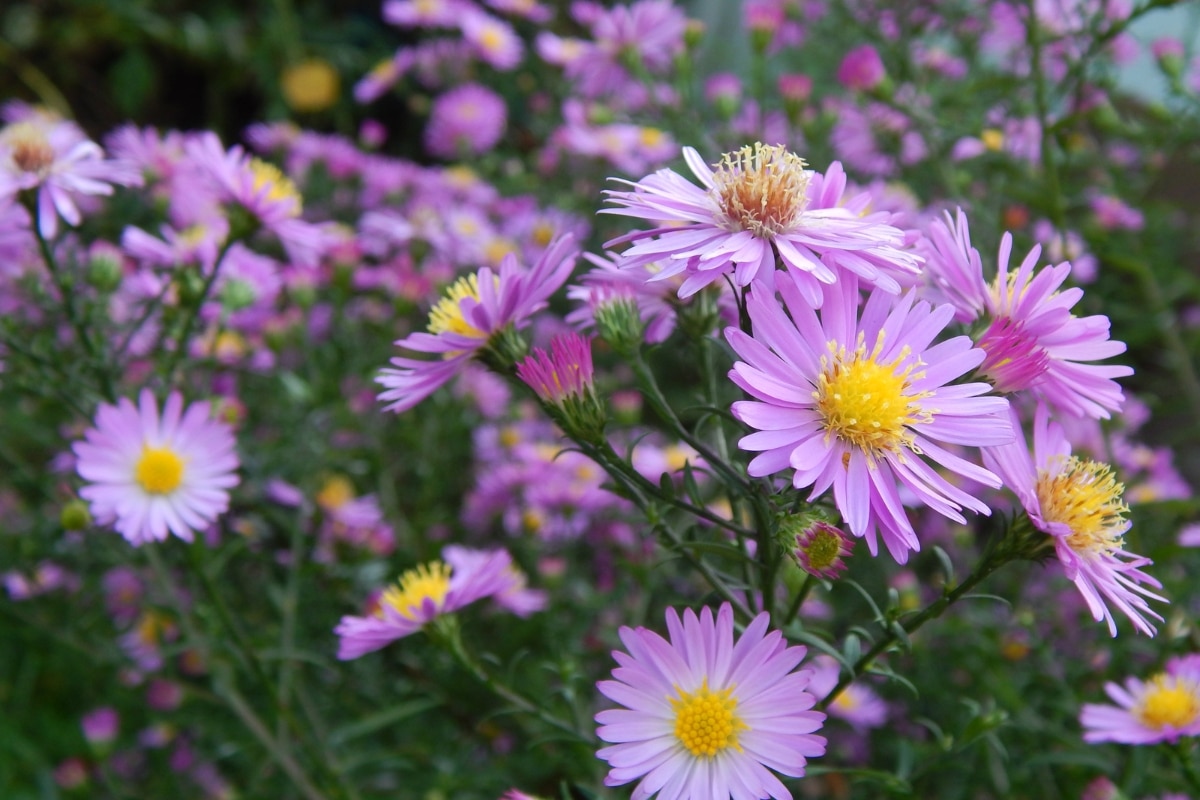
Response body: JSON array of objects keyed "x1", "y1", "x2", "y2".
[
  {"x1": 162, "y1": 237, "x2": 238, "y2": 385},
  {"x1": 437, "y1": 621, "x2": 590, "y2": 744},
  {"x1": 30, "y1": 219, "x2": 116, "y2": 400},
  {"x1": 782, "y1": 573, "x2": 815, "y2": 627},
  {"x1": 815, "y1": 537, "x2": 1018, "y2": 711},
  {"x1": 218, "y1": 680, "x2": 330, "y2": 800}
]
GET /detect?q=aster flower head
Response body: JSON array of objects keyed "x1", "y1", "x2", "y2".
[
  {"x1": 516, "y1": 332, "x2": 606, "y2": 443},
  {"x1": 0, "y1": 116, "x2": 142, "y2": 239},
  {"x1": 425, "y1": 83, "x2": 508, "y2": 160},
  {"x1": 334, "y1": 545, "x2": 529, "y2": 659},
  {"x1": 727, "y1": 272, "x2": 1012, "y2": 563},
  {"x1": 807, "y1": 655, "x2": 888, "y2": 731},
  {"x1": 596, "y1": 603, "x2": 826, "y2": 800},
  {"x1": 73, "y1": 390, "x2": 240, "y2": 546},
  {"x1": 781, "y1": 515, "x2": 855, "y2": 580},
  {"x1": 983, "y1": 404, "x2": 1164, "y2": 636},
  {"x1": 924, "y1": 208, "x2": 1132, "y2": 418},
  {"x1": 376, "y1": 233, "x2": 579, "y2": 414},
  {"x1": 1080, "y1": 653, "x2": 1200, "y2": 744},
  {"x1": 603, "y1": 144, "x2": 921, "y2": 303},
  {"x1": 184, "y1": 132, "x2": 331, "y2": 266}
]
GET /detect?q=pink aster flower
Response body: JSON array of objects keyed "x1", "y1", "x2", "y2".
[
  {"x1": 73, "y1": 390, "x2": 240, "y2": 546},
  {"x1": 983, "y1": 404, "x2": 1164, "y2": 636},
  {"x1": 461, "y1": 11, "x2": 524, "y2": 70},
  {"x1": 0, "y1": 117, "x2": 142, "y2": 239},
  {"x1": 603, "y1": 144, "x2": 921, "y2": 303},
  {"x1": 924, "y1": 209, "x2": 1132, "y2": 418},
  {"x1": 184, "y1": 132, "x2": 330, "y2": 266},
  {"x1": 424, "y1": 83, "x2": 508, "y2": 160},
  {"x1": 376, "y1": 233, "x2": 579, "y2": 414},
  {"x1": 807, "y1": 655, "x2": 888, "y2": 731},
  {"x1": 836, "y1": 44, "x2": 887, "y2": 91},
  {"x1": 596, "y1": 603, "x2": 826, "y2": 800},
  {"x1": 726, "y1": 273, "x2": 1012, "y2": 562},
  {"x1": 1080, "y1": 654, "x2": 1200, "y2": 744},
  {"x1": 334, "y1": 545, "x2": 527, "y2": 659}
]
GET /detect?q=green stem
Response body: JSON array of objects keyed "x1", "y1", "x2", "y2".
[
  {"x1": 815, "y1": 535, "x2": 1018, "y2": 711},
  {"x1": 30, "y1": 217, "x2": 116, "y2": 401},
  {"x1": 162, "y1": 236, "x2": 239, "y2": 386},
  {"x1": 782, "y1": 573, "x2": 815, "y2": 627},
  {"x1": 437, "y1": 620, "x2": 590, "y2": 744},
  {"x1": 1170, "y1": 741, "x2": 1200, "y2": 796}
]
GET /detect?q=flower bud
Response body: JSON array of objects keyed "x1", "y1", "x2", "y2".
[
  {"x1": 778, "y1": 512, "x2": 854, "y2": 580},
  {"x1": 60, "y1": 499, "x2": 92, "y2": 531}
]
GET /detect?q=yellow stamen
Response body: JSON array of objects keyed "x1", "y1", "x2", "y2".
[
  {"x1": 379, "y1": 561, "x2": 452, "y2": 620},
  {"x1": 671, "y1": 678, "x2": 746, "y2": 758},
  {"x1": 1036, "y1": 457, "x2": 1128, "y2": 554},
  {"x1": 814, "y1": 335, "x2": 929, "y2": 462},
  {"x1": 135, "y1": 447, "x2": 185, "y2": 495},
  {"x1": 1135, "y1": 673, "x2": 1200, "y2": 730},
  {"x1": 316, "y1": 475, "x2": 355, "y2": 511},
  {"x1": 427, "y1": 273, "x2": 490, "y2": 338},
  {"x1": 248, "y1": 158, "x2": 302, "y2": 216},
  {"x1": 712, "y1": 142, "x2": 810, "y2": 237}
]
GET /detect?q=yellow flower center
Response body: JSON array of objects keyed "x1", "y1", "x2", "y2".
[
  {"x1": 483, "y1": 237, "x2": 517, "y2": 266},
  {"x1": 639, "y1": 127, "x2": 665, "y2": 148},
  {"x1": 379, "y1": 561, "x2": 452, "y2": 620},
  {"x1": 831, "y1": 690, "x2": 859, "y2": 712},
  {"x1": 712, "y1": 142, "x2": 810, "y2": 237},
  {"x1": 316, "y1": 475, "x2": 355, "y2": 511},
  {"x1": 671, "y1": 679, "x2": 746, "y2": 758},
  {"x1": 981, "y1": 129, "x2": 1005, "y2": 151},
  {"x1": 478, "y1": 25, "x2": 505, "y2": 53},
  {"x1": 3, "y1": 122, "x2": 55, "y2": 174},
  {"x1": 135, "y1": 446, "x2": 185, "y2": 495},
  {"x1": 1135, "y1": 673, "x2": 1200, "y2": 730},
  {"x1": 427, "y1": 273, "x2": 487, "y2": 338},
  {"x1": 248, "y1": 158, "x2": 302, "y2": 216},
  {"x1": 1035, "y1": 457, "x2": 1128, "y2": 554},
  {"x1": 815, "y1": 336, "x2": 929, "y2": 461},
  {"x1": 280, "y1": 58, "x2": 340, "y2": 113}
]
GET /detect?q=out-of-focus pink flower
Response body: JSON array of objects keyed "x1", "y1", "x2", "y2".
[{"x1": 836, "y1": 45, "x2": 887, "y2": 91}]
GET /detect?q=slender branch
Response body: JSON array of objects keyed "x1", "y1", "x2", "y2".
[{"x1": 162, "y1": 236, "x2": 239, "y2": 385}]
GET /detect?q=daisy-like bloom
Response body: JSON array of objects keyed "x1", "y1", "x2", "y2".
[
  {"x1": 595, "y1": 603, "x2": 826, "y2": 800},
  {"x1": 0, "y1": 116, "x2": 142, "y2": 239},
  {"x1": 1080, "y1": 654, "x2": 1200, "y2": 744},
  {"x1": 184, "y1": 132, "x2": 330, "y2": 266},
  {"x1": 376, "y1": 233, "x2": 579, "y2": 414},
  {"x1": 334, "y1": 545, "x2": 528, "y2": 659},
  {"x1": 983, "y1": 404, "x2": 1164, "y2": 636},
  {"x1": 73, "y1": 390, "x2": 240, "y2": 546},
  {"x1": 924, "y1": 209, "x2": 1132, "y2": 419},
  {"x1": 726, "y1": 273, "x2": 1012, "y2": 562},
  {"x1": 603, "y1": 143, "x2": 921, "y2": 303},
  {"x1": 807, "y1": 656, "x2": 888, "y2": 732},
  {"x1": 424, "y1": 84, "x2": 508, "y2": 160}
]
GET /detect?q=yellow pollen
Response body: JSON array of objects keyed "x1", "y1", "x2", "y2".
[
  {"x1": 1035, "y1": 457, "x2": 1128, "y2": 554},
  {"x1": 479, "y1": 26, "x2": 504, "y2": 52},
  {"x1": 135, "y1": 446, "x2": 185, "y2": 495},
  {"x1": 1135, "y1": 674, "x2": 1200, "y2": 730},
  {"x1": 831, "y1": 690, "x2": 859, "y2": 712},
  {"x1": 712, "y1": 142, "x2": 810, "y2": 237},
  {"x1": 531, "y1": 222, "x2": 555, "y2": 247},
  {"x1": 814, "y1": 335, "x2": 929, "y2": 460},
  {"x1": 671, "y1": 679, "x2": 746, "y2": 758},
  {"x1": 427, "y1": 273, "x2": 488, "y2": 338},
  {"x1": 379, "y1": 561, "x2": 452, "y2": 620},
  {"x1": 248, "y1": 158, "x2": 302, "y2": 216},
  {"x1": 483, "y1": 237, "x2": 517, "y2": 265},
  {"x1": 3, "y1": 122, "x2": 55, "y2": 174}
]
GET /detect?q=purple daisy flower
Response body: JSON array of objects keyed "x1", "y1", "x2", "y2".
[
  {"x1": 376, "y1": 233, "x2": 579, "y2": 414},
  {"x1": 983, "y1": 404, "x2": 1164, "y2": 636},
  {"x1": 73, "y1": 390, "x2": 240, "y2": 546},
  {"x1": 603, "y1": 144, "x2": 922, "y2": 303},
  {"x1": 924, "y1": 208, "x2": 1133, "y2": 418},
  {"x1": 424, "y1": 83, "x2": 508, "y2": 160},
  {"x1": 726, "y1": 273, "x2": 1012, "y2": 562},
  {"x1": 1080, "y1": 654, "x2": 1200, "y2": 744},
  {"x1": 596, "y1": 603, "x2": 826, "y2": 800},
  {"x1": 0, "y1": 117, "x2": 142, "y2": 239},
  {"x1": 334, "y1": 545, "x2": 526, "y2": 659}
]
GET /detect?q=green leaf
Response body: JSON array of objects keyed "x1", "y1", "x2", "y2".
[{"x1": 328, "y1": 698, "x2": 441, "y2": 746}]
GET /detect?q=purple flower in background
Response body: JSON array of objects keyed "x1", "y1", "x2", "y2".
[
  {"x1": 1081, "y1": 654, "x2": 1200, "y2": 743},
  {"x1": 836, "y1": 44, "x2": 886, "y2": 90},
  {"x1": 596, "y1": 603, "x2": 826, "y2": 800},
  {"x1": 425, "y1": 83, "x2": 508, "y2": 159}
]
